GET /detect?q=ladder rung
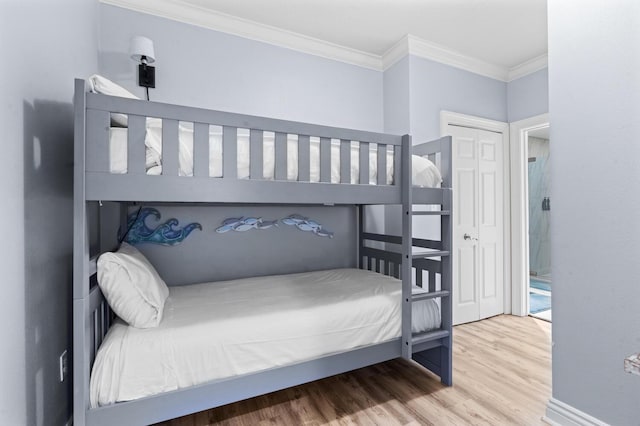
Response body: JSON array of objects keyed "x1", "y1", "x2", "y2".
[
  {"x1": 412, "y1": 210, "x2": 451, "y2": 216},
  {"x1": 412, "y1": 290, "x2": 450, "y2": 302},
  {"x1": 412, "y1": 250, "x2": 449, "y2": 258},
  {"x1": 411, "y1": 329, "x2": 450, "y2": 346}
]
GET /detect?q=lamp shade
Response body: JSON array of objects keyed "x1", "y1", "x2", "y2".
[{"x1": 130, "y1": 36, "x2": 155, "y2": 63}]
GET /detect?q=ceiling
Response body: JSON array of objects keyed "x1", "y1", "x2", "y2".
[
  {"x1": 180, "y1": 0, "x2": 548, "y2": 69},
  {"x1": 102, "y1": 0, "x2": 548, "y2": 80}
]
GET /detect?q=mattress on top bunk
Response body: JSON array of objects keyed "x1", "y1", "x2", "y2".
[
  {"x1": 90, "y1": 268, "x2": 441, "y2": 407},
  {"x1": 108, "y1": 125, "x2": 443, "y2": 187}
]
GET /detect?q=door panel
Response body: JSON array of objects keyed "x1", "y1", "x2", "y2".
[
  {"x1": 481, "y1": 172, "x2": 496, "y2": 226},
  {"x1": 457, "y1": 246, "x2": 477, "y2": 304},
  {"x1": 481, "y1": 244, "x2": 497, "y2": 298},
  {"x1": 452, "y1": 127, "x2": 480, "y2": 325},
  {"x1": 449, "y1": 125, "x2": 504, "y2": 325},
  {"x1": 478, "y1": 130, "x2": 504, "y2": 319},
  {"x1": 457, "y1": 169, "x2": 476, "y2": 227}
]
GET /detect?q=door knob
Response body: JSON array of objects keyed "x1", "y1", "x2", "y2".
[{"x1": 463, "y1": 233, "x2": 478, "y2": 241}]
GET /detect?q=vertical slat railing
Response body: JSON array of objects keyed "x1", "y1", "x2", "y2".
[
  {"x1": 223, "y1": 126, "x2": 237, "y2": 179},
  {"x1": 91, "y1": 310, "x2": 98, "y2": 366},
  {"x1": 359, "y1": 142, "x2": 369, "y2": 184},
  {"x1": 320, "y1": 137, "x2": 331, "y2": 183},
  {"x1": 127, "y1": 115, "x2": 146, "y2": 175},
  {"x1": 250, "y1": 129, "x2": 263, "y2": 180},
  {"x1": 394, "y1": 145, "x2": 402, "y2": 187},
  {"x1": 416, "y1": 268, "x2": 423, "y2": 288},
  {"x1": 429, "y1": 271, "x2": 437, "y2": 292},
  {"x1": 99, "y1": 303, "x2": 105, "y2": 348},
  {"x1": 298, "y1": 135, "x2": 310, "y2": 182},
  {"x1": 377, "y1": 144, "x2": 387, "y2": 185},
  {"x1": 162, "y1": 119, "x2": 179, "y2": 176},
  {"x1": 340, "y1": 139, "x2": 351, "y2": 184},
  {"x1": 193, "y1": 123, "x2": 209, "y2": 177},
  {"x1": 274, "y1": 132, "x2": 287, "y2": 180}
]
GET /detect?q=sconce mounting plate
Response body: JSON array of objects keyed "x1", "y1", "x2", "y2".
[{"x1": 138, "y1": 64, "x2": 156, "y2": 88}]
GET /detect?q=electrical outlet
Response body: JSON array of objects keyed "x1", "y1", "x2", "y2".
[{"x1": 59, "y1": 350, "x2": 68, "y2": 382}]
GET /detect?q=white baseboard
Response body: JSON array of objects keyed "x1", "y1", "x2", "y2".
[{"x1": 544, "y1": 398, "x2": 609, "y2": 426}]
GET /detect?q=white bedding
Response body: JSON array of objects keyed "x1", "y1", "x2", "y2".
[
  {"x1": 108, "y1": 125, "x2": 443, "y2": 187},
  {"x1": 90, "y1": 268, "x2": 440, "y2": 407}
]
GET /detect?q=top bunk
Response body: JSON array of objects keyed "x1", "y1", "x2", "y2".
[{"x1": 74, "y1": 78, "x2": 451, "y2": 205}]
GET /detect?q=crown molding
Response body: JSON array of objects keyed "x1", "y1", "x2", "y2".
[
  {"x1": 100, "y1": 0, "x2": 546, "y2": 81},
  {"x1": 381, "y1": 35, "x2": 410, "y2": 70},
  {"x1": 404, "y1": 35, "x2": 510, "y2": 81},
  {"x1": 507, "y1": 54, "x2": 548, "y2": 81},
  {"x1": 99, "y1": 0, "x2": 381, "y2": 70}
]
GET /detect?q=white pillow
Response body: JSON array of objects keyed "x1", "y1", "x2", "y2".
[
  {"x1": 97, "y1": 243, "x2": 169, "y2": 328},
  {"x1": 412, "y1": 155, "x2": 443, "y2": 188},
  {"x1": 88, "y1": 74, "x2": 139, "y2": 127}
]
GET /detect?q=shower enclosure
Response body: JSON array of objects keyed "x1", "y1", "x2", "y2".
[
  {"x1": 528, "y1": 135, "x2": 551, "y2": 319},
  {"x1": 528, "y1": 150, "x2": 551, "y2": 280}
]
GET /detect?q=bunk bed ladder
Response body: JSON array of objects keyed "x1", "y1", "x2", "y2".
[
  {"x1": 402, "y1": 136, "x2": 453, "y2": 386},
  {"x1": 411, "y1": 187, "x2": 453, "y2": 385}
]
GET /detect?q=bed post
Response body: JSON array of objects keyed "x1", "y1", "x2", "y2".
[
  {"x1": 400, "y1": 134, "x2": 413, "y2": 360},
  {"x1": 439, "y1": 186, "x2": 453, "y2": 385},
  {"x1": 73, "y1": 79, "x2": 90, "y2": 426},
  {"x1": 440, "y1": 136, "x2": 452, "y2": 188},
  {"x1": 440, "y1": 136, "x2": 453, "y2": 385}
]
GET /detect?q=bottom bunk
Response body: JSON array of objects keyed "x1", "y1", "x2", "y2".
[
  {"x1": 80, "y1": 246, "x2": 451, "y2": 425},
  {"x1": 91, "y1": 267, "x2": 441, "y2": 408}
]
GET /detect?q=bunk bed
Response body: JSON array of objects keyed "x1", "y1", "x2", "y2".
[{"x1": 73, "y1": 78, "x2": 453, "y2": 425}]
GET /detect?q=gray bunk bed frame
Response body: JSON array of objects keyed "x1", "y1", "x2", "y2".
[{"x1": 72, "y1": 79, "x2": 453, "y2": 426}]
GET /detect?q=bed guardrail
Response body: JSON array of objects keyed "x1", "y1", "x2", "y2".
[
  {"x1": 83, "y1": 90, "x2": 404, "y2": 199},
  {"x1": 88, "y1": 284, "x2": 111, "y2": 369},
  {"x1": 360, "y1": 233, "x2": 443, "y2": 287}
]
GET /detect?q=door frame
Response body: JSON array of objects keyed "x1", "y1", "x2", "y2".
[
  {"x1": 509, "y1": 113, "x2": 550, "y2": 316},
  {"x1": 440, "y1": 111, "x2": 511, "y2": 315}
]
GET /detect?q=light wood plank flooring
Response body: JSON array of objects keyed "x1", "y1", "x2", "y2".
[{"x1": 156, "y1": 315, "x2": 551, "y2": 425}]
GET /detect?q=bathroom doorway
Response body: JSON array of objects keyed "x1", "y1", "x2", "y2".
[{"x1": 527, "y1": 127, "x2": 551, "y2": 321}]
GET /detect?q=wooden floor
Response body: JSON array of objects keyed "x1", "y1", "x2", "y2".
[{"x1": 156, "y1": 315, "x2": 551, "y2": 426}]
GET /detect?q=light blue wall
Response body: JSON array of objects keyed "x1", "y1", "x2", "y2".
[
  {"x1": 99, "y1": 4, "x2": 384, "y2": 132},
  {"x1": 507, "y1": 68, "x2": 549, "y2": 122},
  {"x1": 383, "y1": 57, "x2": 412, "y2": 135},
  {"x1": 409, "y1": 55, "x2": 508, "y2": 142},
  {"x1": 383, "y1": 55, "x2": 507, "y2": 237},
  {"x1": 0, "y1": 1, "x2": 98, "y2": 425},
  {"x1": 548, "y1": 1, "x2": 640, "y2": 424},
  {"x1": 131, "y1": 205, "x2": 356, "y2": 285}
]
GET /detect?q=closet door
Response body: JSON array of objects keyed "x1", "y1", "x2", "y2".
[{"x1": 450, "y1": 125, "x2": 504, "y2": 325}]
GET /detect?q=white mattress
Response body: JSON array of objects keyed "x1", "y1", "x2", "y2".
[
  {"x1": 108, "y1": 125, "x2": 443, "y2": 187},
  {"x1": 90, "y1": 268, "x2": 440, "y2": 407}
]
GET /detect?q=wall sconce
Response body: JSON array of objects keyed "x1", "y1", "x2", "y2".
[{"x1": 130, "y1": 36, "x2": 155, "y2": 100}]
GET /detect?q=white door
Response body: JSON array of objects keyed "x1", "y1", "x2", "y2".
[{"x1": 449, "y1": 125, "x2": 504, "y2": 325}]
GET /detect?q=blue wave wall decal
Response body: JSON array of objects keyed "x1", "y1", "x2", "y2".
[
  {"x1": 215, "y1": 217, "x2": 279, "y2": 233},
  {"x1": 123, "y1": 207, "x2": 202, "y2": 246},
  {"x1": 281, "y1": 214, "x2": 334, "y2": 238}
]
